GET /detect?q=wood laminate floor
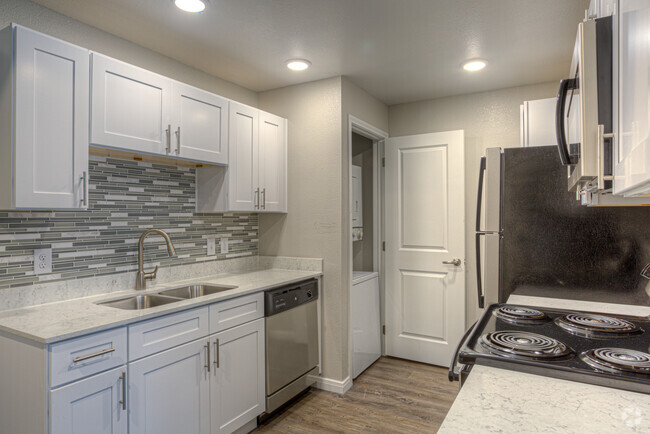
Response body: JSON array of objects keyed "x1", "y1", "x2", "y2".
[{"x1": 255, "y1": 357, "x2": 459, "y2": 433}]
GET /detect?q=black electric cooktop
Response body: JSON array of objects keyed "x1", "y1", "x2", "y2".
[{"x1": 457, "y1": 304, "x2": 650, "y2": 394}]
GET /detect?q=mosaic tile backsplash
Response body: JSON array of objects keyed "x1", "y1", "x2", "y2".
[{"x1": 0, "y1": 155, "x2": 258, "y2": 290}]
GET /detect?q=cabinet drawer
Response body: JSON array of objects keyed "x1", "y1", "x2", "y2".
[
  {"x1": 50, "y1": 327, "x2": 127, "y2": 388},
  {"x1": 129, "y1": 307, "x2": 209, "y2": 361},
  {"x1": 209, "y1": 292, "x2": 264, "y2": 334}
]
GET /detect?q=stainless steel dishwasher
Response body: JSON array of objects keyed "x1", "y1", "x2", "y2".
[{"x1": 263, "y1": 279, "x2": 319, "y2": 415}]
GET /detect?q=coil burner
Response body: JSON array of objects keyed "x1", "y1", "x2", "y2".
[
  {"x1": 581, "y1": 348, "x2": 650, "y2": 374},
  {"x1": 555, "y1": 313, "x2": 642, "y2": 338},
  {"x1": 480, "y1": 331, "x2": 574, "y2": 360},
  {"x1": 493, "y1": 305, "x2": 550, "y2": 324}
]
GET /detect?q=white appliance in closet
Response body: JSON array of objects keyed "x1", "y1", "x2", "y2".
[{"x1": 351, "y1": 271, "x2": 381, "y2": 379}]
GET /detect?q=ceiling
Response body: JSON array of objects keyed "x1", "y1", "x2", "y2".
[{"x1": 32, "y1": 0, "x2": 590, "y2": 105}]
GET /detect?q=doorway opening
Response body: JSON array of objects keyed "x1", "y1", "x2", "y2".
[{"x1": 347, "y1": 116, "x2": 388, "y2": 381}]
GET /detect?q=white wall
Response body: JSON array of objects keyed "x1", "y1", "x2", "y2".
[
  {"x1": 0, "y1": 0, "x2": 257, "y2": 106},
  {"x1": 388, "y1": 81, "x2": 559, "y2": 325},
  {"x1": 258, "y1": 77, "x2": 347, "y2": 381}
]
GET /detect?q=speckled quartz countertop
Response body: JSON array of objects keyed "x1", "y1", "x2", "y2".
[
  {"x1": 0, "y1": 268, "x2": 321, "y2": 344},
  {"x1": 439, "y1": 295, "x2": 650, "y2": 433}
]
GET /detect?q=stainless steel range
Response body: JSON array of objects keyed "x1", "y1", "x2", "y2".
[{"x1": 450, "y1": 304, "x2": 650, "y2": 394}]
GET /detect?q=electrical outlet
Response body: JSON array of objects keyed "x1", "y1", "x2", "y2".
[
  {"x1": 34, "y1": 248, "x2": 52, "y2": 275},
  {"x1": 220, "y1": 237, "x2": 229, "y2": 254},
  {"x1": 207, "y1": 238, "x2": 216, "y2": 256}
]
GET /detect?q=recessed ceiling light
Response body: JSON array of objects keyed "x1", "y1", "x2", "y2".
[
  {"x1": 174, "y1": 0, "x2": 206, "y2": 13},
  {"x1": 463, "y1": 59, "x2": 487, "y2": 72},
  {"x1": 286, "y1": 59, "x2": 311, "y2": 71}
]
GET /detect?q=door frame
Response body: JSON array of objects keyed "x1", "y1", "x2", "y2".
[{"x1": 347, "y1": 115, "x2": 388, "y2": 384}]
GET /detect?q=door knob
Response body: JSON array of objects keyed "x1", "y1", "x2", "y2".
[{"x1": 442, "y1": 258, "x2": 461, "y2": 266}]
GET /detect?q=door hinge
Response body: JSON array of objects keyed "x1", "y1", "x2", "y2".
[
  {"x1": 382, "y1": 157, "x2": 385, "y2": 168},
  {"x1": 382, "y1": 325, "x2": 386, "y2": 335},
  {"x1": 382, "y1": 241, "x2": 385, "y2": 251}
]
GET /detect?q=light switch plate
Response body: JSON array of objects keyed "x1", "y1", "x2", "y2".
[
  {"x1": 220, "y1": 237, "x2": 229, "y2": 254},
  {"x1": 34, "y1": 248, "x2": 52, "y2": 275},
  {"x1": 207, "y1": 238, "x2": 216, "y2": 256}
]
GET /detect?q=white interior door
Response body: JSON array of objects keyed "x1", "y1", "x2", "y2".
[{"x1": 385, "y1": 131, "x2": 465, "y2": 366}]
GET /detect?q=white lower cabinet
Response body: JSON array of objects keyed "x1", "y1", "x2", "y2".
[
  {"x1": 50, "y1": 366, "x2": 127, "y2": 434},
  {"x1": 129, "y1": 338, "x2": 211, "y2": 434},
  {"x1": 210, "y1": 318, "x2": 265, "y2": 434}
]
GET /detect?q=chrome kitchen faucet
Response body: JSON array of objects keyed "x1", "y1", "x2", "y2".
[{"x1": 135, "y1": 229, "x2": 176, "y2": 290}]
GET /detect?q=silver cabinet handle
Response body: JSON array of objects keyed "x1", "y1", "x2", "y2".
[
  {"x1": 80, "y1": 171, "x2": 88, "y2": 207},
  {"x1": 442, "y1": 259, "x2": 462, "y2": 266},
  {"x1": 261, "y1": 188, "x2": 266, "y2": 210},
  {"x1": 72, "y1": 347, "x2": 115, "y2": 363},
  {"x1": 255, "y1": 188, "x2": 260, "y2": 209},
  {"x1": 119, "y1": 371, "x2": 126, "y2": 411},
  {"x1": 205, "y1": 341, "x2": 211, "y2": 372},
  {"x1": 166, "y1": 124, "x2": 172, "y2": 154},
  {"x1": 214, "y1": 338, "x2": 220, "y2": 368},
  {"x1": 175, "y1": 126, "x2": 181, "y2": 154}
]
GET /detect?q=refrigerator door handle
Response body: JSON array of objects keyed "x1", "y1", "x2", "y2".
[{"x1": 475, "y1": 157, "x2": 487, "y2": 309}]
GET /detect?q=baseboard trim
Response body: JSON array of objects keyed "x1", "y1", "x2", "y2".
[{"x1": 312, "y1": 375, "x2": 352, "y2": 394}]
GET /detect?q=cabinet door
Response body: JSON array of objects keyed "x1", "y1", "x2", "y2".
[
  {"x1": 228, "y1": 103, "x2": 259, "y2": 211},
  {"x1": 258, "y1": 112, "x2": 287, "y2": 212},
  {"x1": 50, "y1": 366, "x2": 127, "y2": 434},
  {"x1": 91, "y1": 53, "x2": 171, "y2": 155},
  {"x1": 129, "y1": 339, "x2": 210, "y2": 434},
  {"x1": 614, "y1": 2, "x2": 650, "y2": 196},
  {"x1": 14, "y1": 26, "x2": 89, "y2": 209},
  {"x1": 211, "y1": 319, "x2": 265, "y2": 434},
  {"x1": 172, "y1": 82, "x2": 229, "y2": 164}
]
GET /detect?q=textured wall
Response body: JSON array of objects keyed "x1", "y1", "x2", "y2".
[
  {"x1": 258, "y1": 77, "x2": 348, "y2": 381},
  {"x1": 0, "y1": 0, "x2": 258, "y2": 106},
  {"x1": 388, "y1": 81, "x2": 560, "y2": 326},
  {"x1": 0, "y1": 156, "x2": 257, "y2": 290}
]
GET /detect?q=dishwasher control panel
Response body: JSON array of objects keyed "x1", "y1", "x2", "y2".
[{"x1": 265, "y1": 279, "x2": 318, "y2": 316}]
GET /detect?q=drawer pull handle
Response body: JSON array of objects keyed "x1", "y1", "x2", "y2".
[{"x1": 72, "y1": 347, "x2": 115, "y2": 363}]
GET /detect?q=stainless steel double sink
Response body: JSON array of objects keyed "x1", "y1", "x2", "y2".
[{"x1": 97, "y1": 284, "x2": 237, "y2": 310}]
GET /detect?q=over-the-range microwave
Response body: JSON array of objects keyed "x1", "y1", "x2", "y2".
[{"x1": 555, "y1": 15, "x2": 613, "y2": 193}]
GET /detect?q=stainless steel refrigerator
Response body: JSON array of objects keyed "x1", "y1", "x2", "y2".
[{"x1": 475, "y1": 146, "x2": 650, "y2": 307}]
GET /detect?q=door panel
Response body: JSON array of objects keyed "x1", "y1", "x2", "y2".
[
  {"x1": 173, "y1": 82, "x2": 229, "y2": 164},
  {"x1": 211, "y1": 319, "x2": 265, "y2": 433},
  {"x1": 129, "y1": 339, "x2": 210, "y2": 434},
  {"x1": 228, "y1": 103, "x2": 259, "y2": 211},
  {"x1": 400, "y1": 146, "x2": 447, "y2": 250},
  {"x1": 50, "y1": 366, "x2": 127, "y2": 434},
  {"x1": 258, "y1": 112, "x2": 287, "y2": 212},
  {"x1": 91, "y1": 53, "x2": 171, "y2": 155},
  {"x1": 385, "y1": 131, "x2": 465, "y2": 366},
  {"x1": 14, "y1": 26, "x2": 88, "y2": 209}
]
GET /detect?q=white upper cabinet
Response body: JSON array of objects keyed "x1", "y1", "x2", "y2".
[
  {"x1": 614, "y1": 1, "x2": 650, "y2": 196},
  {"x1": 91, "y1": 53, "x2": 172, "y2": 156},
  {"x1": 229, "y1": 102, "x2": 260, "y2": 211},
  {"x1": 0, "y1": 25, "x2": 89, "y2": 210},
  {"x1": 259, "y1": 112, "x2": 287, "y2": 212},
  {"x1": 196, "y1": 103, "x2": 287, "y2": 213},
  {"x1": 172, "y1": 82, "x2": 229, "y2": 164}
]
